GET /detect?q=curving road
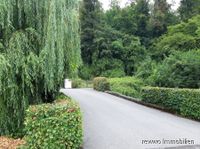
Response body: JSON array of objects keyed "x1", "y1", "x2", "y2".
[{"x1": 61, "y1": 88, "x2": 200, "y2": 149}]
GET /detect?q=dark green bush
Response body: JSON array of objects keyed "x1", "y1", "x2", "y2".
[
  {"x1": 78, "y1": 65, "x2": 93, "y2": 80},
  {"x1": 93, "y1": 77, "x2": 110, "y2": 91},
  {"x1": 108, "y1": 77, "x2": 144, "y2": 99},
  {"x1": 92, "y1": 58, "x2": 125, "y2": 78},
  {"x1": 22, "y1": 97, "x2": 83, "y2": 149},
  {"x1": 142, "y1": 87, "x2": 200, "y2": 120},
  {"x1": 149, "y1": 49, "x2": 200, "y2": 89}
]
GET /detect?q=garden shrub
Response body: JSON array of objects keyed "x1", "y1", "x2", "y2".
[
  {"x1": 22, "y1": 96, "x2": 83, "y2": 149},
  {"x1": 93, "y1": 77, "x2": 110, "y2": 91},
  {"x1": 91, "y1": 58, "x2": 126, "y2": 78},
  {"x1": 148, "y1": 50, "x2": 200, "y2": 88},
  {"x1": 142, "y1": 87, "x2": 200, "y2": 120},
  {"x1": 78, "y1": 65, "x2": 93, "y2": 80},
  {"x1": 181, "y1": 90, "x2": 200, "y2": 120},
  {"x1": 108, "y1": 77, "x2": 144, "y2": 99},
  {"x1": 72, "y1": 79, "x2": 85, "y2": 88}
]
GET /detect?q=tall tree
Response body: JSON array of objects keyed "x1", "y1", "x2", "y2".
[
  {"x1": 179, "y1": 0, "x2": 200, "y2": 21},
  {"x1": 80, "y1": 0, "x2": 102, "y2": 64},
  {"x1": 110, "y1": 0, "x2": 121, "y2": 8},
  {"x1": 134, "y1": 0, "x2": 150, "y2": 44},
  {"x1": 105, "y1": 2, "x2": 137, "y2": 35},
  {"x1": 0, "y1": 0, "x2": 81, "y2": 135},
  {"x1": 150, "y1": 0, "x2": 171, "y2": 37}
]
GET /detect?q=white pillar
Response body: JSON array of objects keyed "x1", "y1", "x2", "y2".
[{"x1": 64, "y1": 79, "x2": 72, "y2": 89}]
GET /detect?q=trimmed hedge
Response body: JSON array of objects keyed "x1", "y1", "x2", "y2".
[
  {"x1": 108, "y1": 77, "x2": 144, "y2": 99},
  {"x1": 22, "y1": 95, "x2": 83, "y2": 149},
  {"x1": 93, "y1": 77, "x2": 110, "y2": 91},
  {"x1": 142, "y1": 87, "x2": 200, "y2": 120}
]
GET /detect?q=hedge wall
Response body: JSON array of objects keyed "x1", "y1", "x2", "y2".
[
  {"x1": 22, "y1": 95, "x2": 83, "y2": 149},
  {"x1": 108, "y1": 77, "x2": 144, "y2": 99},
  {"x1": 142, "y1": 87, "x2": 200, "y2": 120}
]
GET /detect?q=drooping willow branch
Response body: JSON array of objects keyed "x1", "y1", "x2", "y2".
[{"x1": 0, "y1": 0, "x2": 81, "y2": 135}]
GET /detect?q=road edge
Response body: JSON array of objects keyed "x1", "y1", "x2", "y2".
[{"x1": 105, "y1": 91, "x2": 200, "y2": 123}]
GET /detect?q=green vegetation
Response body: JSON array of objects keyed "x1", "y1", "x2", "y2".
[
  {"x1": 109, "y1": 77, "x2": 144, "y2": 99},
  {"x1": 72, "y1": 79, "x2": 93, "y2": 88},
  {"x1": 72, "y1": 79, "x2": 86, "y2": 88},
  {"x1": 93, "y1": 77, "x2": 110, "y2": 91},
  {"x1": 22, "y1": 95, "x2": 83, "y2": 149},
  {"x1": 179, "y1": 0, "x2": 200, "y2": 21},
  {"x1": 148, "y1": 50, "x2": 200, "y2": 88},
  {"x1": 0, "y1": 0, "x2": 80, "y2": 136},
  {"x1": 0, "y1": 0, "x2": 200, "y2": 144},
  {"x1": 82, "y1": 0, "x2": 200, "y2": 120},
  {"x1": 142, "y1": 87, "x2": 200, "y2": 120}
]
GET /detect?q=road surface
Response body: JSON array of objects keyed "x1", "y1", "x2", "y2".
[{"x1": 61, "y1": 88, "x2": 200, "y2": 149}]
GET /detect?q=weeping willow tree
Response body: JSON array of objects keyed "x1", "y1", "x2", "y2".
[{"x1": 0, "y1": 0, "x2": 81, "y2": 135}]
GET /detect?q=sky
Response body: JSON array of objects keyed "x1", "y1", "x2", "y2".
[{"x1": 100, "y1": 0, "x2": 180, "y2": 10}]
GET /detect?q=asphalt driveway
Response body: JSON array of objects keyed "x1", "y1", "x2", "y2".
[{"x1": 61, "y1": 88, "x2": 200, "y2": 149}]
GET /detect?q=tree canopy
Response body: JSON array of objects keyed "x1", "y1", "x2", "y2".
[{"x1": 80, "y1": 0, "x2": 200, "y2": 90}]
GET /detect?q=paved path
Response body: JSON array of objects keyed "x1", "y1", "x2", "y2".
[{"x1": 61, "y1": 88, "x2": 200, "y2": 149}]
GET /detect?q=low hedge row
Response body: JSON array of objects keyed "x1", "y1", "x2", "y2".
[
  {"x1": 72, "y1": 79, "x2": 93, "y2": 88},
  {"x1": 142, "y1": 87, "x2": 200, "y2": 120},
  {"x1": 22, "y1": 94, "x2": 83, "y2": 149},
  {"x1": 93, "y1": 77, "x2": 110, "y2": 91},
  {"x1": 108, "y1": 77, "x2": 144, "y2": 99}
]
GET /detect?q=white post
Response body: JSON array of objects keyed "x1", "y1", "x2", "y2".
[{"x1": 64, "y1": 79, "x2": 72, "y2": 89}]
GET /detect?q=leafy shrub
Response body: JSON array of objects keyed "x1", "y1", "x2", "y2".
[
  {"x1": 108, "y1": 77, "x2": 144, "y2": 99},
  {"x1": 142, "y1": 87, "x2": 200, "y2": 120},
  {"x1": 92, "y1": 58, "x2": 125, "y2": 78},
  {"x1": 93, "y1": 77, "x2": 110, "y2": 91},
  {"x1": 136, "y1": 57, "x2": 157, "y2": 80},
  {"x1": 78, "y1": 65, "x2": 93, "y2": 80},
  {"x1": 101, "y1": 68, "x2": 126, "y2": 78},
  {"x1": 72, "y1": 79, "x2": 85, "y2": 88},
  {"x1": 181, "y1": 91, "x2": 200, "y2": 120},
  {"x1": 22, "y1": 96, "x2": 83, "y2": 149},
  {"x1": 71, "y1": 79, "x2": 93, "y2": 88},
  {"x1": 148, "y1": 50, "x2": 200, "y2": 88},
  {"x1": 152, "y1": 15, "x2": 200, "y2": 60}
]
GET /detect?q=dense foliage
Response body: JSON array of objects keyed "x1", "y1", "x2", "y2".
[
  {"x1": 93, "y1": 77, "x2": 110, "y2": 91},
  {"x1": 80, "y1": 0, "x2": 200, "y2": 91},
  {"x1": 22, "y1": 95, "x2": 83, "y2": 149},
  {"x1": 179, "y1": 0, "x2": 200, "y2": 21},
  {"x1": 108, "y1": 77, "x2": 144, "y2": 98},
  {"x1": 0, "y1": 0, "x2": 81, "y2": 136},
  {"x1": 71, "y1": 79, "x2": 92, "y2": 88},
  {"x1": 142, "y1": 87, "x2": 200, "y2": 120},
  {"x1": 148, "y1": 50, "x2": 200, "y2": 88},
  {"x1": 80, "y1": 0, "x2": 200, "y2": 121}
]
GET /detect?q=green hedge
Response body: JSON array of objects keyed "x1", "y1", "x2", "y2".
[
  {"x1": 108, "y1": 77, "x2": 144, "y2": 99},
  {"x1": 72, "y1": 79, "x2": 85, "y2": 88},
  {"x1": 142, "y1": 87, "x2": 200, "y2": 120},
  {"x1": 22, "y1": 95, "x2": 83, "y2": 149},
  {"x1": 93, "y1": 77, "x2": 110, "y2": 91}
]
